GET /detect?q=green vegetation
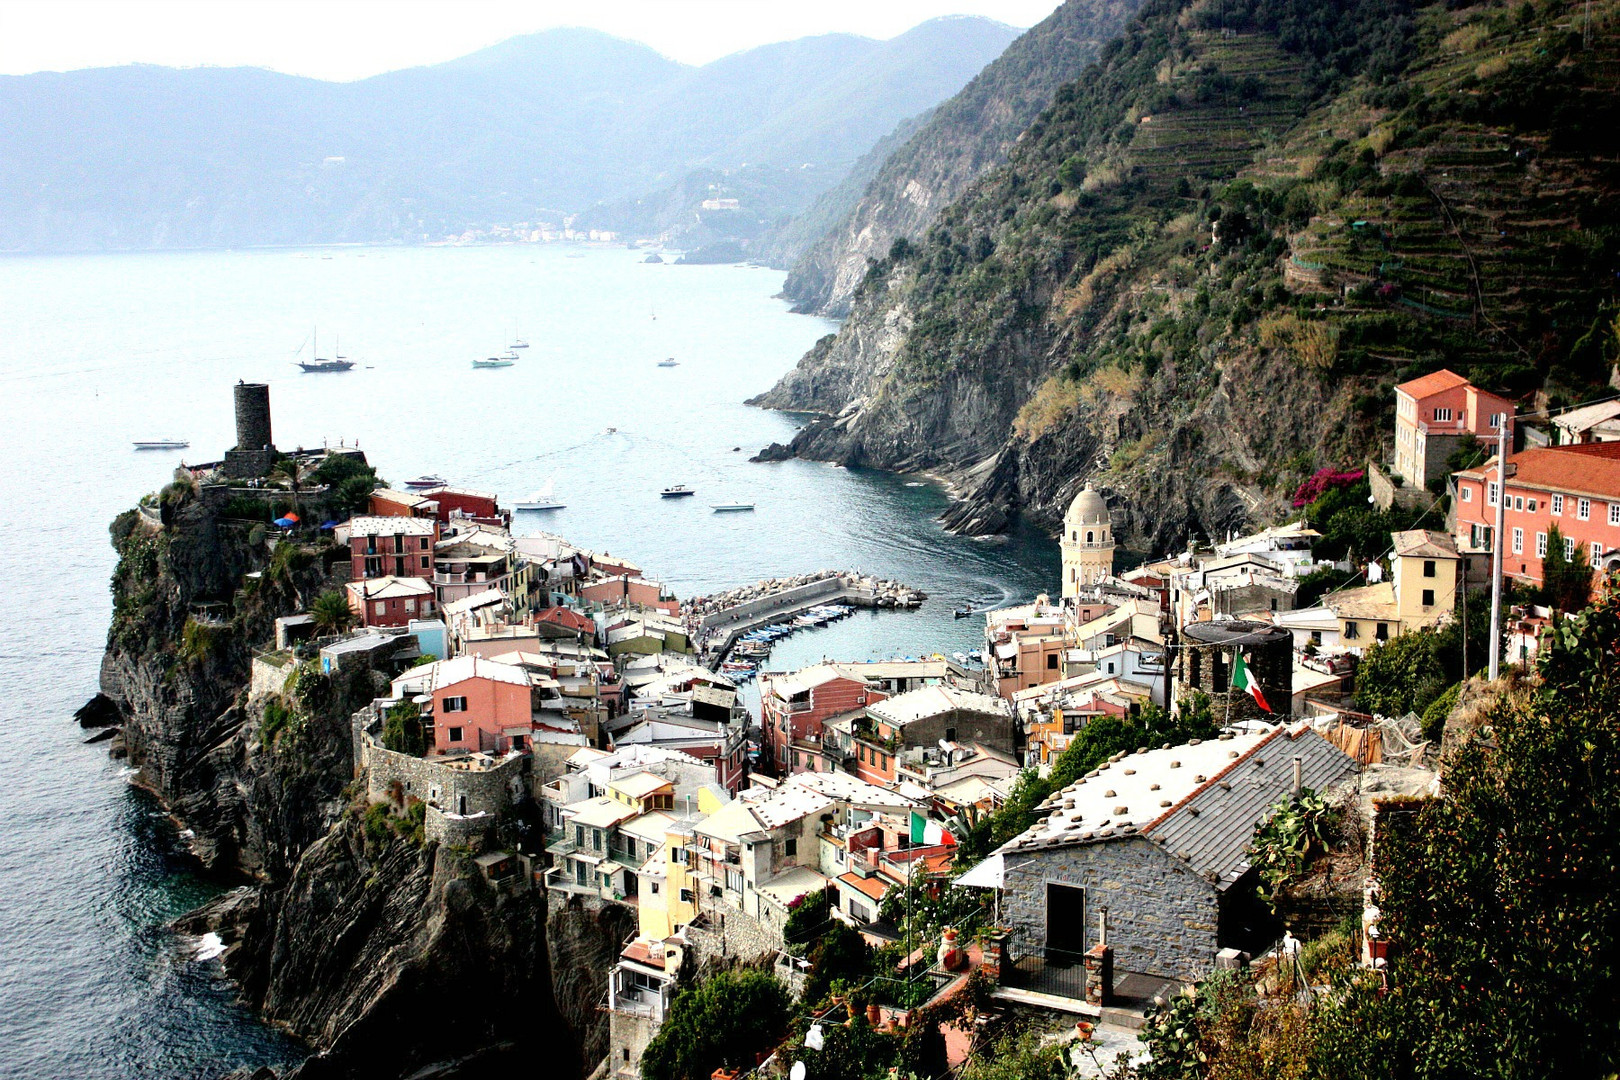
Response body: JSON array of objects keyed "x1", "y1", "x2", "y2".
[
  {"x1": 178, "y1": 617, "x2": 222, "y2": 666},
  {"x1": 1538, "y1": 522, "x2": 1594, "y2": 613},
  {"x1": 108, "y1": 512, "x2": 168, "y2": 653},
  {"x1": 1248, "y1": 788, "x2": 1342, "y2": 912},
  {"x1": 1355, "y1": 596, "x2": 1495, "y2": 717},
  {"x1": 261, "y1": 697, "x2": 297, "y2": 745},
  {"x1": 639, "y1": 970, "x2": 793, "y2": 1080},
  {"x1": 363, "y1": 797, "x2": 427, "y2": 849},
  {"x1": 309, "y1": 590, "x2": 354, "y2": 636},
  {"x1": 784, "y1": 887, "x2": 834, "y2": 946},
  {"x1": 312, "y1": 452, "x2": 385, "y2": 515},
  {"x1": 381, "y1": 702, "x2": 426, "y2": 757}
]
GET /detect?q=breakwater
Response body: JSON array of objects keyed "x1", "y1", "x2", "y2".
[{"x1": 686, "y1": 571, "x2": 925, "y2": 669}]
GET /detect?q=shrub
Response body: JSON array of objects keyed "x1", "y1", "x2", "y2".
[{"x1": 640, "y1": 970, "x2": 792, "y2": 1080}]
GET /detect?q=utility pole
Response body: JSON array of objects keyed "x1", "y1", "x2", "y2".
[{"x1": 1488, "y1": 414, "x2": 1511, "y2": 681}]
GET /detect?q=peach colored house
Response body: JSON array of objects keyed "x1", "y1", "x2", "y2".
[
  {"x1": 579, "y1": 575, "x2": 666, "y2": 611},
  {"x1": 1453, "y1": 442, "x2": 1620, "y2": 586},
  {"x1": 759, "y1": 664, "x2": 888, "y2": 774},
  {"x1": 391, "y1": 656, "x2": 533, "y2": 756},
  {"x1": 1393, "y1": 369, "x2": 1514, "y2": 488}
]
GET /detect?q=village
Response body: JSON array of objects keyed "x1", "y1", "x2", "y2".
[{"x1": 169, "y1": 372, "x2": 1620, "y2": 1079}]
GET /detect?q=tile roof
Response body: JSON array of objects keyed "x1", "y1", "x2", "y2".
[
  {"x1": 995, "y1": 724, "x2": 1357, "y2": 889},
  {"x1": 536, "y1": 607, "x2": 596, "y2": 634},
  {"x1": 866, "y1": 685, "x2": 1011, "y2": 727},
  {"x1": 403, "y1": 655, "x2": 531, "y2": 691},
  {"x1": 838, "y1": 871, "x2": 889, "y2": 902},
  {"x1": 1395, "y1": 368, "x2": 1469, "y2": 400},
  {"x1": 611, "y1": 771, "x2": 675, "y2": 800},
  {"x1": 1325, "y1": 582, "x2": 1399, "y2": 621},
  {"x1": 1460, "y1": 443, "x2": 1620, "y2": 502},
  {"x1": 565, "y1": 795, "x2": 642, "y2": 830},
  {"x1": 347, "y1": 515, "x2": 438, "y2": 537},
  {"x1": 346, "y1": 575, "x2": 434, "y2": 599},
  {"x1": 1392, "y1": 529, "x2": 1458, "y2": 559}
]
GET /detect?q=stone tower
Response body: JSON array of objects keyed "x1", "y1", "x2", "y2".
[
  {"x1": 223, "y1": 381, "x2": 277, "y2": 479},
  {"x1": 1061, "y1": 481, "x2": 1114, "y2": 598}
]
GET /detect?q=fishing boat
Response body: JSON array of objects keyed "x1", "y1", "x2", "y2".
[
  {"x1": 296, "y1": 329, "x2": 355, "y2": 372},
  {"x1": 711, "y1": 503, "x2": 755, "y2": 512},
  {"x1": 515, "y1": 475, "x2": 565, "y2": 511},
  {"x1": 660, "y1": 485, "x2": 696, "y2": 498},
  {"x1": 403, "y1": 474, "x2": 447, "y2": 490},
  {"x1": 132, "y1": 439, "x2": 189, "y2": 450},
  {"x1": 954, "y1": 606, "x2": 973, "y2": 619},
  {"x1": 473, "y1": 357, "x2": 515, "y2": 368},
  {"x1": 657, "y1": 358, "x2": 679, "y2": 367}
]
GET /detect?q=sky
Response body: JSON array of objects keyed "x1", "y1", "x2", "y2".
[{"x1": 0, "y1": 0, "x2": 1066, "y2": 80}]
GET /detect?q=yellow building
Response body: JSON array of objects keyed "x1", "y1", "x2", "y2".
[
  {"x1": 636, "y1": 785, "x2": 728, "y2": 940},
  {"x1": 1324, "y1": 530, "x2": 1461, "y2": 650}
]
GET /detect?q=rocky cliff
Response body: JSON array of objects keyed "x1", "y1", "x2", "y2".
[
  {"x1": 780, "y1": 0, "x2": 1147, "y2": 316},
  {"x1": 96, "y1": 484, "x2": 616, "y2": 1079},
  {"x1": 758, "y1": 0, "x2": 1620, "y2": 552}
]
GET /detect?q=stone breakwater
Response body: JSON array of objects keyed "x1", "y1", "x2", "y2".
[{"x1": 684, "y1": 570, "x2": 926, "y2": 663}]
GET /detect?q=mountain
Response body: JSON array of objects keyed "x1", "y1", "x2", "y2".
[
  {"x1": 0, "y1": 19, "x2": 1017, "y2": 252},
  {"x1": 781, "y1": 0, "x2": 1149, "y2": 315},
  {"x1": 753, "y1": 0, "x2": 1620, "y2": 554}
]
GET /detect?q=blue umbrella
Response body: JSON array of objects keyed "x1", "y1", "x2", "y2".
[{"x1": 273, "y1": 517, "x2": 296, "y2": 528}]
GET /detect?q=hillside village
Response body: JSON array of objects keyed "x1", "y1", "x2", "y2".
[{"x1": 135, "y1": 367, "x2": 1620, "y2": 1079}]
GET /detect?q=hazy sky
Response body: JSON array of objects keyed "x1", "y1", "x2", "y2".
[{"x1": 0, "y1": 0, "x2": 1066, "y2": 80}]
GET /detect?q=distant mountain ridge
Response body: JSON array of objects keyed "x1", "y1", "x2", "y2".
[
  {"x1": 781, "y1": 0, "x2": 1147, "y2": 315},
  {"x1": 0, "y1": 18, "x2": 1018, "y2": 252}
]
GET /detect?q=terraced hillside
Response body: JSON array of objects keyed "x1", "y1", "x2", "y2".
[{"x1": 756, "y1": 0, "x2": 1620, "y2": 551}]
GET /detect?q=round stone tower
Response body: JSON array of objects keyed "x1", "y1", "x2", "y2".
[
  {"x1": 1061, "y1": 481, "x2": 1115, "y2": 598},
  {"x1": 1175, "y1": 619, "x2": 1294, "y2": 722},
  {"x1": 234, "y1": 381, "x2": 272, "y2": 451}
]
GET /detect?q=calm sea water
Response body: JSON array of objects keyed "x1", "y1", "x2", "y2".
[{"x1": 0, "y1": 244, "x2": 1059, "y2": 1079}]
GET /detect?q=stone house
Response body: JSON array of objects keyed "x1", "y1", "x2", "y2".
[{"x1": 971, "y1": 723, "x2": 1357, "y2": 982}]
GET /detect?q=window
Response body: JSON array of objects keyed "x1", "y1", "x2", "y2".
[
  {"x1": 1537, "y1": 532, "x2": 1548, "y2": 557},
  {"x1": 403, "y1": 599, "x2": 416, "y2": 614},
  {"x1": 1344, "y1": 621, "x2": 1360, "y2": 640},
  {"x1": 1423, "y1": 559, "x2": 1436, "y2": 578},
  {"x1": 1594, "y1": 542, "x2": 1604, "y2": 563},
  {"x1": 1527, "y1": 499, "x2": 1537, "y2": 513},
  {"x1": 1487, "y1": 482, "x2": 1499, "y2": 506},
  {"x1": 1611, "y1": 503, "x2": 1620, "y2": 526},
  {"x1": 420, "y1": 537, "x2": 430, "y2": 550},
  {"x1": 374, "y1": 601, "x2": 386, "y2": 616},
  {"x1": 1513, "y1": 496, "x2": 1524, "y2": 511},
  {"x1": 1310, "y1": 630, "x2": 1323, "y2": 646},
  {"x1": 726, "y1": 869, "x2": 745, "y2": 893},
  {"x1": 680, "y1": 888, "x2": 694, "y2": 904},
  {"x1": 1376, "y1": 623, "x2": 1390, "y2": 641},
  {"x1": 420, "y1": 555, "x2": 430, "y2": 569},
  {"x1": 1565, "y1": 536, "x2": 1576, "y2": 559},
  {"x1": 1046, "y1": 653, "x2": 1058, "y2": 670},
  {"x1": 443, "y1": 696, "x2": 467, "y2": 713},
  {"x1": 1460, "y1": 486, "x2": 1472, "y2": 502},
  {"x1": 1490, "y1": 412, "x2": 1505, "y2": 429},
  {"x1": 784, "y1": 838, "x2": 797, "y2": 857},
  {"x1": 1421, "y1": 589, "x2": 1435, "y2": 607},
  {"x1": 1433, "y1": 407, "x2": 1452, "y2": 422},
  {"x1": 592, "y1": 830, "x2": 602, "y2": 852},
  {"x1": 1512, "y1": 528, "x2": 1523, "y2": 554},
  {"x1": 1578, "y1": 498, "x2": 1591, "y2": 521},
  {"x1": 448, "y1": 726, "x2": 463, "y2": 743},
  {"x1": 1553, "y1": 494, "x2": 1564, "y2": 515}
]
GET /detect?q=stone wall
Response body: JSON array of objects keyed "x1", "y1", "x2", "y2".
[
  {"x1": 1175, "y1": 629, "x2": 1293, "y2": 722},
  {"x1": 1000, "y1": 836, "x2": 1219, "y2": 981},
  {"x1": 608, "y1": 1006, "x2": 658, "y2": 1080},
  {"x1": 425, "y1": 805, "x2": 497, "y2": 845},
  {"x1": 679, "y1": 904, "x2": 780, "y2": 967},
  {"x1": 697, "y1": 576, "x2": 846, "y2": 633},
  {"x1": 362, "y1": 736, "x2": 527, "y2": 819},
  {"x1": 249, "y1": 654, "x2": 295, "y2": 700}
]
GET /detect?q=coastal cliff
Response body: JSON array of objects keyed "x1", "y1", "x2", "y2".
[
  {"x1": 759, "y1": 0, "x2": 1620, "y2": 549},
  {"x1": 94, "y1": 483, "x2": 615, "y2": 1079},
  {"x1": 780, "y1": 0, "x2": 1147, "y2": 316}
]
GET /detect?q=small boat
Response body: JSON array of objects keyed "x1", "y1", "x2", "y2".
[
  {"x1": 511, "y1": 340, "x2": 529, "y2": 349},
  {"x1": 604, "y1": 427, "x2": 618, "y2": 434},
  {"x1": 660, "y1": 485, "x2": 696, "y2": 498},
  {"x1": 515, "y1": 475, "x2": 565, "y2": 511},
  {"x1": 296, "y1": 329, "x2": 355, "y2": 372},
  {"x1": 711, "y1": 503, "x2": 755, "y2": 512},
  {"x1": 133, "y1": 439, "x2": 189, "y2": 450},
  {"x1": 657, "y1": 358, "x2": 679, "y2": 368},
  {"x1": 404, "y1": 474, "x2": 447, "y2": 490},
  {"x1": 473, "y1": 357, "x2": 515, "y2": 368},
  {"x1": 954, "y1": 607, "x2": 973, "y2": 619}
]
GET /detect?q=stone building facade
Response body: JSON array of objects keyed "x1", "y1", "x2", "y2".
[{"x1": 1173, "y1": 620, "x2": 1293, "y2": 721}]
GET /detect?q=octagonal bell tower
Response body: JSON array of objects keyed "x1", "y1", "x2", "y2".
[{"x1": 1061, "y1": 481, "x2": 1114, "y2": 598}]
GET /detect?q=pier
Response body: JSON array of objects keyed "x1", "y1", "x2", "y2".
[{"x1": 686, "y1": 571, "x2": 925, "y2": 671}]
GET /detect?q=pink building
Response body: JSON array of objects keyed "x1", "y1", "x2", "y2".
[
  {"x1": 347, "y1": 516, "x2": 438, "y2": 582},
  {"x1": 1454, "y1": 442, "x2": 1620, "y2": 586},
  {"x1": 758, "y1": 664, "x2": 888, "y2": 774},
  {"x1": 392, "y1": 656, "x2": 535, "y2": 756},
  {"x1": 1393, "y1": 369, "x2": 1514, "y2": 488},
  {"x1": 579, "y1": 575, "x2": 665, "y2": 610},
  {"x1": 346, "y1": 575, "x2": 436, "y2": 627}
]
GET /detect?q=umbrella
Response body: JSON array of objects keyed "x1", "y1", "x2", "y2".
[
  {"x1": 283, "y1": 512, "x2": 300, "y2": 522},
  {"x1": 273, "y1": 517, "x2": 295, "y2": 528},
  {"x1": 319, "y1": 520, "x2": 339, "y2": 531}
]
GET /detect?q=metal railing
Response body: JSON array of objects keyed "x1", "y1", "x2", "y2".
[{"x1": 1004, "y1": 945, "x2": 1091, "y2": 1001}]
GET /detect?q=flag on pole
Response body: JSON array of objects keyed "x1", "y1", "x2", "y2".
[{"x1": 1231, "y1": 652, "x2": 1272, "y2": 712}]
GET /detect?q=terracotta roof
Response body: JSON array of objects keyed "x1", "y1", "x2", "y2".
[
  {"x1": 1325, "y1": 582, "x2": 1399, "y2": 621},
  {"x1": 1392, "y1": 529, "x2": 1458, "y2": 559},
  {"x1": 1395, "y1": 369, "x2": 1469, "y2": 400},
  {"x1": 536, "y1": 607, "x2": 596, "y2": 634},
  {"x1": 1460, "y1": 443, "x2": 1620, "y2": 501},
  {"x1": 838, "y1": 871, "x2": 889, "y2": 901}
]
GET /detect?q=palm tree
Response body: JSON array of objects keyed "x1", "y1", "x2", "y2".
[
  {"x1": 271, "y1": 454, "x2": 311, "y2": 519},
  {"x1": 310, "y1": 590, "x2": 354, "y2": 636}
]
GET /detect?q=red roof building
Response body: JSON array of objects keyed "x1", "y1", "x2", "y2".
[
  {"x1": 1393, "y1": 369, "x2": 1514, "y2": 489},
  {"x1": 1454, "y1": 442, "x2": 1620, "y2": 585}
]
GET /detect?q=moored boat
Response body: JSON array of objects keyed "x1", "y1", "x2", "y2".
[
  {"x1": 133, "y1": 439, "x2": 189, "y2": 450},
  {"x1": 404, "y1": 474, "x2": 447, "y2": 490},
  {"x1": 473, "y1": 357, "x2": 515, "y2": 368},
  {"x1": 710, "y1": 503, "x2": 755, "y2": 512},
  {"x1": 660, "y1": 485, "x2": 695, "y2": 498}
]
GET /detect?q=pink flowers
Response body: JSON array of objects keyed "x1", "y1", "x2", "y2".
[{"x1": 1292, "y1": 467, "x2": 1366, "y2": 507}]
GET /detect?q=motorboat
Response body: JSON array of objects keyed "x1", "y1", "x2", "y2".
[
  {"x1": 403, "y1": 474, "x2": 447, "y2": 490},
  {"x1": 711, "y1": 503, "x2": 755, "y2": 512},
  {"x1": 660, "y1": 485, "x2": 696, "y2": 498},
  {"x1": 133, "y1": 439, "x2": 189, "y2": 450},
  {"x1": 473, "y1": 357, "x2": 515, "y2": 368},
  {"x1": 515, "y1": 475, "x2": 565, "y2": 511},
  {"x1": 657, "y1": 358, "x2": 679, "y2": 367}
]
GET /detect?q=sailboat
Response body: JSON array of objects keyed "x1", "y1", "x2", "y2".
[
  {"x1": 510, "y1": 322, "x2": 529, "y2": 349},
  {"x1": 297, "y1": 328, "x2": 355, "y2": 372},
  {"x1": 515, "y1": 474, "x2": 565, "y2": 511}
]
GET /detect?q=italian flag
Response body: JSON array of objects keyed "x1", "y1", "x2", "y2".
[
  {"x1": 910, "y1": 812, "x2": 955, "y2": 846},
  {"x1": 1231, "y1": 652, "x2": 1272, "y2": 712}
]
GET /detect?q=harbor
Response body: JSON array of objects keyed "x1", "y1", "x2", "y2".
[{"x1": 685, "y1": 570, "x2": 927, "y2": 678}]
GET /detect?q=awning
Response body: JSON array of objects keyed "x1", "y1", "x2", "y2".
[{"x1": 953, "y1": 854, "x2": 1004, "y2": 889}]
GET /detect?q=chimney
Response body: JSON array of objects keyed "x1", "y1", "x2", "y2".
[{"x1": 1292, "y1": 756, "x2": 1303, "y2": 798}]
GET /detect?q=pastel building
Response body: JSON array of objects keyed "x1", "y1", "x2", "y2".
[
  {"x1": 1453, "y1": 442, "x2": 1620, "y2": 585},
  {"x1": 1061, "y1": 483, "x2": 1115, "y2": 598},
  {"x1": 346, "y1": 516, "x2": 438, "y2": 582},
  {"x1": 1392, "y1": 369, "x2": 1513, "y2": 488},
  {"x1": 390, "y1": 655, "x2": 534, "y2": 756}
]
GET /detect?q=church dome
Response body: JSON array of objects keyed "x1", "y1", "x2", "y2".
[{"x1": 1065, "y1": 482, "x2": 1110, "y2": 526}]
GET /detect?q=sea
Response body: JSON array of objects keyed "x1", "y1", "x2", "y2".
[{"x1": 0, "y1": 244, "x2": 1058, "y2": 1079}]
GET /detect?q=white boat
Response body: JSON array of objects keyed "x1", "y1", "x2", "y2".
[
  {"x1": 515, "y1": 475, "x2": 565, "y2": 511},
  {"x1": 473, "y1": 357, "x2": 514, "y2": 368},
  {"x1": 133, "y1": 439, "x2": 189, "y2": 450},
  {"x1": 711, "y1": 503, "x2": 755, "y2": 512},
  {"x1": 657, "y1": 358, "x2": 679, "y2": 367},
  {"x1": 660, "y1": 485, "x2": 696, "y2": 498},
  {"x1": 404, "y1": 474, "x2": 447, "y2": 490}
]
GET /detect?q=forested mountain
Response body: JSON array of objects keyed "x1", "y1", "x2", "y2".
[
  {"x1": 0, "y1": 19, "x2": 1017, "y2": 252},
  {"x1": 782, "y1": 0, "x2": 1149, "y2": 315},
  {"x1": 755, "y1": 0, "x2": 1620, "y2": 554}
]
